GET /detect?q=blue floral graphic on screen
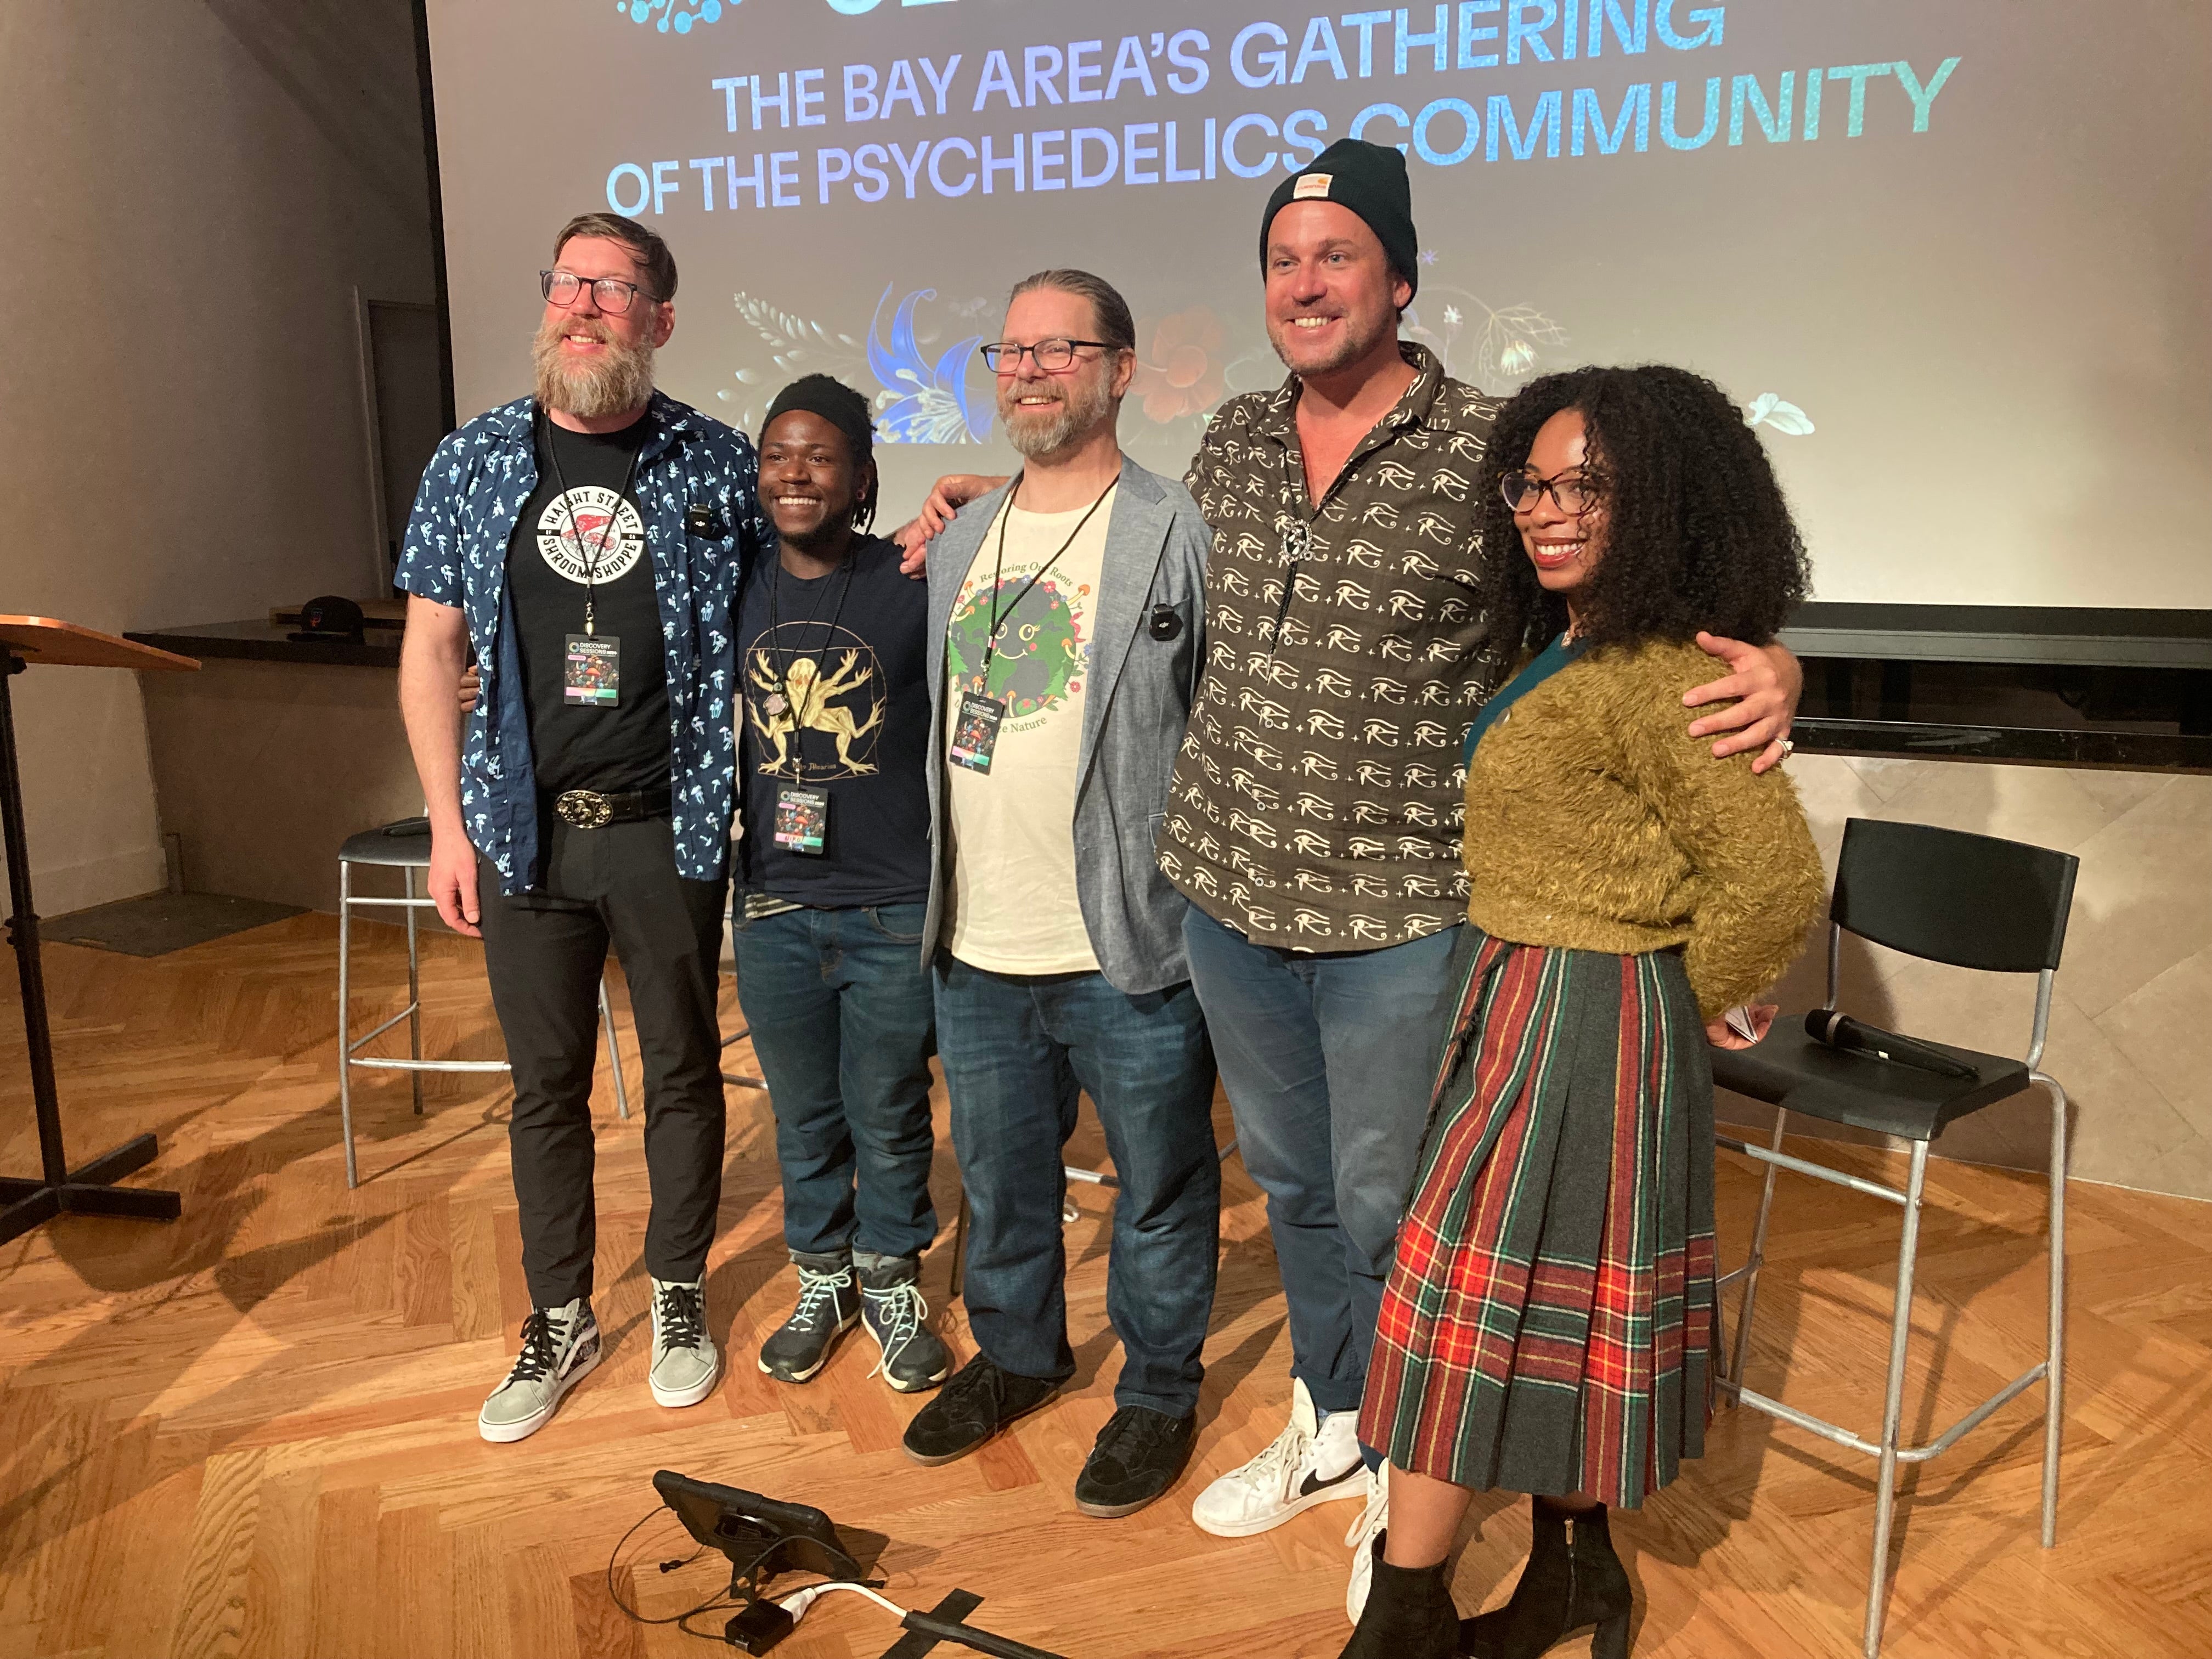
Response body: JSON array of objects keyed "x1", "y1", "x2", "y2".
[
  {"x1": 623, "y1": 0, "x2": 731, "y2": 33},
  {"x1": 715, "y1": 284, "x2": 994, "y2": 445},
  {"x1": 868, "y1": 284, "x2": 992, "y2": 445}
]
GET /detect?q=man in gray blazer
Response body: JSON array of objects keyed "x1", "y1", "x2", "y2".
[{"x1": 900, "y1": 269, "x2": 1221, "y2": 1521}]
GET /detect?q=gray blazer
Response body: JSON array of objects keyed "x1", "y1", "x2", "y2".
[{"x1": 922, "y1": 455, "x2": 1209, "y2": 995}]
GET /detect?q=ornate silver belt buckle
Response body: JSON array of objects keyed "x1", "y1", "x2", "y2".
[{"x1": 555, "y1": 789, "x2": 613, "y2": 830}]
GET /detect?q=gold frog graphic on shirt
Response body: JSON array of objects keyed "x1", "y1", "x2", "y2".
[{"x1": 748, "y1": 647, "x2": 884, "y2": 777}]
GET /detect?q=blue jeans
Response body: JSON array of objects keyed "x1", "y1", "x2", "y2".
[
  {"x1": 1183, "y1": 906, "x2": 1467, "y2": 1419},
  {"x1": 730, "y1": 902, "x2": 939, "y2": 1262},
  {"x1": 933, "y1": 955, "x2": 1220, "y2": 1417}
]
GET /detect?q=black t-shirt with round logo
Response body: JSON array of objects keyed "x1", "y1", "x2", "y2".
[{"x1": 506, "y1": 409, "x2": 670, "y2": 794}]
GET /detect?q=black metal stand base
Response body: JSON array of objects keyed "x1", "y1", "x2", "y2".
[
  {"x1": 0, "y1": 1132, "x2": 183, "y2": 1245},
  {"x1": 0, "y1": 648, "x2": 185, "y2": 1249}
]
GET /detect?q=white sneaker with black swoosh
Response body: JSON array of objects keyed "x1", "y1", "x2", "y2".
[
  {"x1": 1190, "y1": 1376, "x2": 1367, "y2": 1538},
  {"x1": 1342, "y1": 1459, "x2": 1390, "y2": 1623}
]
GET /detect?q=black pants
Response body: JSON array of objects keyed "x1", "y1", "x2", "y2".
[{"x1": 478, "y1": 816, "x2": 729, "y2": 1307}]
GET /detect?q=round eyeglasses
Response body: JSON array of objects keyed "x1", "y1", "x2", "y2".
[{"x1": 1500, "y1": 470, "x2": 1604, "y2": 516}]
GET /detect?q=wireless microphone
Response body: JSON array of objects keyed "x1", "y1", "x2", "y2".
[{"x1": 1803, "y1": 1009, "x2": 1979, "y2": 1080}]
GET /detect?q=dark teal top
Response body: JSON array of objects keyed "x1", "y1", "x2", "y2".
[{"x1": 1462, "y1": 634, "x2": 1589, "y2": 768}]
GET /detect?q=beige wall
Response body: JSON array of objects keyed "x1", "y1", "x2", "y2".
[
  {"x1": 1728, "y1": 754, "x2": 2212, "y2": 1203},
  {"x1": 138, "y1": 662, "x2": 426, "y2": 915},
  {"x1": 0, "y1": 2, "x2": 432, "y2": 914}
]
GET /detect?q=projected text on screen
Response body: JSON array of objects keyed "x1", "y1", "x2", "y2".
[
  {"x1": 597, "y1": 7, "x2": 1961, "y2": 216},
  {"x1": 428, "y1": 0, "x2": 2212, "y2": 608}
]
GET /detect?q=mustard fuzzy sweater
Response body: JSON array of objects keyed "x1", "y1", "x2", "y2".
[{"x1": 1462, "y1": 638, "x2": 1827, "y2": 1019}]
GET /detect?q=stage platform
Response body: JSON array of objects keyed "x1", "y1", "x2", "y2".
[{"x1": 1, "y1": 914, "x2": 2205, "y2": 1658}]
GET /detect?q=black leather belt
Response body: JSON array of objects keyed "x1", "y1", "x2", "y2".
[{"x1": 549, "y1": 786, "x2": 672, "y2": 830}]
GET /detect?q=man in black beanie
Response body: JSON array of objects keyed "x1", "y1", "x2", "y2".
[
  {"x1": 1168, "y1": 136, "x2": 1808, "y2": 1627},
  {"x1": 1257, "y1": 136, "x2": 1423, "y2": 311},
  {"x1": 732, "y1": 374, "x2": 952, "y2": 1397}
]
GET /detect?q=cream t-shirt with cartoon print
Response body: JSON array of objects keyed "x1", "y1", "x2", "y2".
[{"x1": 942, "y1": 488, "x2": 1115, "y2": 975}]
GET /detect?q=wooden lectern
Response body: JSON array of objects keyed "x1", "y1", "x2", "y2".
[{"x1": 0, "y1": 616, "x2": 199, "y2": 1245}]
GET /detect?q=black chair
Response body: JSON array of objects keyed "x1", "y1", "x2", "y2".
[{"x1": 1714, "y1": 817, "x2": 2076, "y2": 1659}]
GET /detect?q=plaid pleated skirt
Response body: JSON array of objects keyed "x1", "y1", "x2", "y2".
[{"x1": 1358, "y1": 932, "x2": 1718, "y2": 1509}]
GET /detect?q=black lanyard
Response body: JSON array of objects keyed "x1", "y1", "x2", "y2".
[
  {"x1": 764, "y1": 552, "x2": 859, "y2": 782},
  {"x1": 540, "y1": 405, "x2": 645, "y2": 637},
  {"x1": 979, "y1": 475, "x2": 1119, "y2": 684},
  {"x1": 1279, "y1": 430, "x2": 1318, "y2": 556},
  {"x1": 1268, "y1": 432, "x2": 1318, "y2": 646}
]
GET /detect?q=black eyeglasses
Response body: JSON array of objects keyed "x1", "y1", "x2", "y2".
[
  {"x1": 540, "y1": 270, "x2": 661, "y2": 315},
  {"x1": 979, "y1": 338, "x2": 1116, "y2": 373},
  {"x1": 1500, "y1": 469, "x2": 1604, "y2": 516}
]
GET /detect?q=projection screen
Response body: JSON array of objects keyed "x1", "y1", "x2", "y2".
[{"x1": 422, "y1": 0, "x2": 2211, "y2": 611}]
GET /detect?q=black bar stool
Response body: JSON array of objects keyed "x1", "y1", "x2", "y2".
[{"x1": 1713, "y1": 817, "x2": 2076, "y2": 1657}]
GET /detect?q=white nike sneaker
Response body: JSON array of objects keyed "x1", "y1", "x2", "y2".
[
  {"x1": 1343, "y1": 1459, "x2": 1390, "y2": 1623},
  {"x1": 1190, "y1": 1376, "x2": 1367, "y2": 1538},
  {"x1": 477, "y1": 1300, "x2": 600, "y2": 1443}
]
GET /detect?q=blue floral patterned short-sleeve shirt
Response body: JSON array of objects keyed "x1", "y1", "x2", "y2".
[{"x1": 395, "y1": 390, "x2": 770, "y2": 895}]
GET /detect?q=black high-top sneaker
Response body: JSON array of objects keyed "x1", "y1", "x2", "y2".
[
  {"x1": 855, "y1": 1252, "x2": 951, "y2": 1393},
  {"x1": 757, "y1": 1257, "x2": 860, "y2": 1384}
]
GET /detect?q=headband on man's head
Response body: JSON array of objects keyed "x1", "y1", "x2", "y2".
[{"x1": 764, "y1": 375, "x2": 877, "y2": 462}]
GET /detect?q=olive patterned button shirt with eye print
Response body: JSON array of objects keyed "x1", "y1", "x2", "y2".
[{"x1": 1162, "y1": 343, "x2": 1508, "y2": 950}]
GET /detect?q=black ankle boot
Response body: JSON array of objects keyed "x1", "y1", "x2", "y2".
[
  {"x1": 1460, "y1": 1499, "x2": 1632, "y2": 1659},
  {"x1": 1337, "y1": 1531, "x2": 1459, "y2": 1659}
]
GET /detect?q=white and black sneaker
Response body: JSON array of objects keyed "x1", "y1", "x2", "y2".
[
  {"x1": 1190, "y1": 1376, "x2": 1367, "y2": 1537},
  {"x1": 649, "y1": 1278, "x2": 721, "y2": 1408},
  {"x1": 1342, "y1": 1459, "x2": 1390, "y2": 1623},
  {"x1": 477, "y1": 1300, "x2": 601, "y2": 1443},
  {"x1": 757, "y1": 1260, "x2": 860, "y2": 1384}
]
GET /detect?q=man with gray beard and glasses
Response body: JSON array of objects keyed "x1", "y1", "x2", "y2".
[
  {"x1": 396, "y1": 212, "x2": 771, "y2": 1443},
  {"x1": 898, "y1": 270, "x2": 1222, "y2": 1523}
]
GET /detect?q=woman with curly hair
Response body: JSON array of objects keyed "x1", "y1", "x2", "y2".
[{"x1": 1338, "y1": 364, "x2": 1828, "y2": 1658}]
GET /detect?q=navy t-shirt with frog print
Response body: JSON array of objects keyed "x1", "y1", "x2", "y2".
[{"x1": 734, "y1": 535, "x2": 932, "y2": 907}]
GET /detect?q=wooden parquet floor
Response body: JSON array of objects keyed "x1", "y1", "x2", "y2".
[{"x1": 2, "y1": 913, "x2": 2209, "y2": 1659}]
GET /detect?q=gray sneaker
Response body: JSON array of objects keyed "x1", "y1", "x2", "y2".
[
  {"x1": 858, "y1": 1255, "x2": 951, "y2": 1393},
  {"x1": 478, "y1": 1300, "x2": 600, "y2": 1443},
  {"x1": 648, "y1": 1278, "x2": 720, "y2": 1408},
  {"x1": 757, "y1": 1260, "x2": 860, "y2": 1384}
]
